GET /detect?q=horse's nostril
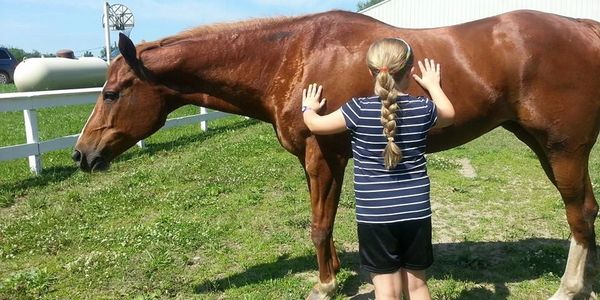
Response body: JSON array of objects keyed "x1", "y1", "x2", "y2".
[{"x1": 72, "y1": 150, "x2": 82, "y2": 162}]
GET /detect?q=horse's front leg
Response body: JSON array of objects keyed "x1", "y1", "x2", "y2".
[{"x1": 303, "y1": 137, "x2": 348, "y2": 300}]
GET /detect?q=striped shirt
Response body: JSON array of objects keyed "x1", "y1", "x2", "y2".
[{"x1": 341, "y1": 95, "x2": 438, "y2": 224}]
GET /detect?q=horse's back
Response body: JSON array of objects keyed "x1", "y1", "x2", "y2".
[{"x1": 379, "y1": 9, "x2": 600, "y2": 150}]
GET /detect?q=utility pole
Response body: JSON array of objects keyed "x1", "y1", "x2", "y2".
[{"x1": 103, "y1": 1, "x2": 111, "y2": 64}]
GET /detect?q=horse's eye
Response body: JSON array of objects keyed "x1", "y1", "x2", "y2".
[{"x1": 103, "y1": 91, "x2": 119, "y2": 102}]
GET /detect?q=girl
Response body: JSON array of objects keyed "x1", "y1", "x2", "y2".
[{"x1": 301, "y1": 38, "x2": 455, "y2": 299}]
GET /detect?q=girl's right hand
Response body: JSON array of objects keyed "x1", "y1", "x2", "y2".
[{"x1": 412, "y1": 58, "x2": 441, "y2": 91}]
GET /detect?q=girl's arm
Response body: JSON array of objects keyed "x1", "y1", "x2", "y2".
[
  {"x1": 302, "y1": 84, "x2": 347, "y2": 135},
  {"x1": 412, "y1": 58, "x2": 455, "y2": 128}
]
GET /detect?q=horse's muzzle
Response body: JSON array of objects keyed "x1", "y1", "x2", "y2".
[{"x1": 72, "y1": 150, "x2": 109, "y2": 172}]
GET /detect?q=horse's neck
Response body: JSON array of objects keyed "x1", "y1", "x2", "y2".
[
  {"x1": 148, "y1": 29, "x2": 291, "y2": 123},
  {"x1": 183, "y1": 94, "x2": 270, "y2": 122}
]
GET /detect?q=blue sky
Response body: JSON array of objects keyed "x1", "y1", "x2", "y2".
[{"x1": 1, "y1": 0, "x2": 358, "y2": 56}]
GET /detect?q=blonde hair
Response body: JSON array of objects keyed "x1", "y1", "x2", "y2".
[{"x1": 366, "y1": 38, "x2": 413, "y2": 169}]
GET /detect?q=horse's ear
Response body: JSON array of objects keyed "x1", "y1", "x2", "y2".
[{"x1": 118, "y1": 33, "x2": 138, "y2": 68}]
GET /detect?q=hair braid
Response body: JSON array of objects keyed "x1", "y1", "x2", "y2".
[
  {"x1": 366, "y1": 38, "x2": 413, "y2": 169},
  {"x1": 376, "y1": 72, "x2": 402, "y2": 169}
]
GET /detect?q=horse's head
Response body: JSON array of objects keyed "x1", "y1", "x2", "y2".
[{"x1": 73, "y1": 34, "x2": 176, "y2": 172}]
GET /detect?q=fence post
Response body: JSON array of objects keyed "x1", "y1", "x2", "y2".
[
  {"x1": 200, "y1": 107, "x2": 207, "y2": 131},
  {"x1": 23, "y1": 109, "x2": 42, "y2": 175}
]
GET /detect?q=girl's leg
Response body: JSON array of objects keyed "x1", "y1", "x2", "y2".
[
  {"x1": 371, "y1": 270, "x2": 403, "y2": 300},
  {"x1": 402, "y1": 269, "x2": 431, "y2": 300}
]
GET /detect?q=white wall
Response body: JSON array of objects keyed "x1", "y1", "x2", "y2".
[{"x1": 360, "y1": 0, "x2": 600, "y2": 28}]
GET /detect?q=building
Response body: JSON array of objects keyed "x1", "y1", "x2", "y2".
[{"x1": 360, "y1": 0, "x2": 600, "y2": 28}]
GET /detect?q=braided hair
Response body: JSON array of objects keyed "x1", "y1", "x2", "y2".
[{"x1": 366, "y1": 38, "x2": 413, "y2": 169}]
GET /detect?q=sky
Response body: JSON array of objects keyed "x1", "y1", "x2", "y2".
[{"x1": 0, "y1": 0, "x2": 359, "y2": 57}]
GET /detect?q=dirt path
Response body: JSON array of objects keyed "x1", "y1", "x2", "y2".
[{"x1": 457, "y1": 158, "x2": 476, "y2": 178}]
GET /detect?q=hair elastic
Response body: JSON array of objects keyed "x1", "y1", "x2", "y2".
[{"x1": 379, "y1": 66, "x2": 389, "y2": 73}]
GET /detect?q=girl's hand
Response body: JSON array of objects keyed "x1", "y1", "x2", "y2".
[
  {"x1": 302, "y1": 83, "x2": 326, "y2": 112},
  {"x1": 412, "y1": 58, "x2": 441, "y2": 91}
]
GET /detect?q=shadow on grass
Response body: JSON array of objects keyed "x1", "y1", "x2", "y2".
[
  {"x1": 193, "y1": 238, "x2": 592, "y2": 299},
  {"x1": 0, "y1": 165, "x2": 78, "y2": 207},
  {"x1": 0, "y1": 118, "x2": 261, "y2": 208},
  {"x1": 116, "y1": 118, "x2": 261, "y2": 161}
]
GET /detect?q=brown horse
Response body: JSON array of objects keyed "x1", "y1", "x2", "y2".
[{"x1": 73, "y1": 9, "x2": 600, "y2": 299}]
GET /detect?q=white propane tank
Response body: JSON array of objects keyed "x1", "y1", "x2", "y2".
[{"x1": 14, "y1": 57, "x2": 108, "y2": 92}]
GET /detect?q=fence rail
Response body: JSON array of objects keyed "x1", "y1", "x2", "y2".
[{"x1": 0, "y1": 87, "x2": 229, "y2": 175}]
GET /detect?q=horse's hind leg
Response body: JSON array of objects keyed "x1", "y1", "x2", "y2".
[
  {"x1": 548, "y1": 153, "x2": 598, "y2": 300},
  {"x1": 504, "y1": 123, "x2": 598, "y2": 299}
]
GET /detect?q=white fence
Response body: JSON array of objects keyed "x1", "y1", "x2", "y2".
[{"x1": 0, "y1": 87, "x2": 229, "y2": 175}]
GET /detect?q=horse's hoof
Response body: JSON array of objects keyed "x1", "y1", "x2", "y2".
[
  {"x1": 305, "y1": 281, "x2": 337, "y2": 300},
  {"x1": 305, "y1": 288, "x2": 332, "y2": 300}
]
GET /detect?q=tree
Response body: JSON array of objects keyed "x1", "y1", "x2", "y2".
[
  {"x1": 1, "y1": 47, "x2": 55, "y2": 62},
  {"x1": 7, "y1": 48, "x2": 27, "y2": 62},
  {"x1": 357, "y1": 0, "x2": 385, "y2": 11},
  {"x1": 83, "y1": 51, "x2": 94, "y2": 57}
]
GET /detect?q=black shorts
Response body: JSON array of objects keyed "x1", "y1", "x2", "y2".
[{"x1": 357, "y1": 218, "x2": 433, "y2": 274}]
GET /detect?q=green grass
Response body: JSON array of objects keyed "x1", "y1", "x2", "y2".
[
  {"x1": 0, "y1": 84, "x2": 16, "y2": 93},
  {"x1": 0, "y1": 85, "x2": 598, "y2": 299}
]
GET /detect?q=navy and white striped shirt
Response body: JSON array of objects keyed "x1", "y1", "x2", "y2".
[{"x1": 341, "y1": 95, "x2": 437, "y2": 224}]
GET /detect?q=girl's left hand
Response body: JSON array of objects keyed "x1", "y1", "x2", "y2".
[
  {"x1": 412, "y1": 58, "x2": 441, "y2": 91},
  {"x1": 302, "y1": 83, "x2": 326, "y2": 112}
]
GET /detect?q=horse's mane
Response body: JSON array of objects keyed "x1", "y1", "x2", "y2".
[
  {"x1": 180, "y1": 16, "x2": 294, "y2": 38},
  {"x1": 136, "y1": 10, "x2": 358, "y2": 52},
  {"x1": 137, "y1": 15, "x2": 303, "y2": 52}
]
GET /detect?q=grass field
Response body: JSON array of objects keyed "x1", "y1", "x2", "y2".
[
  {"x1": 0, "y1": 83, "x2": 599, "y2": 299},
  {"x1": 0, "y1": 85, "x2": 16, "y2": 93}
]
